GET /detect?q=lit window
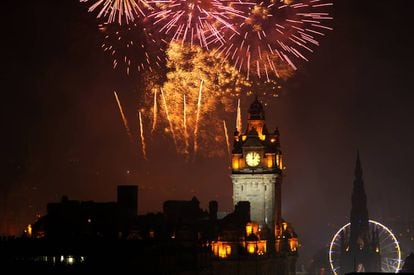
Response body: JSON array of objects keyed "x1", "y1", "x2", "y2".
[
  {"x1": 289, "y1": 238, "x2": 298, "y2": 252},
  {"x1": 246, "y1": 224, "x2": 253, "y2": 235},
  {"x1": 267, "y1": 156, "x2": 273, "y2": 168},
  {"x1": 67, "y1": 256, "x2": 75, "y2": 265},
  {"x1": 247, "y1": 243, "x2": 255, "y2": 254},
  {"x1": 212, "y1": 242, "x2": 232, "y2": 258}
]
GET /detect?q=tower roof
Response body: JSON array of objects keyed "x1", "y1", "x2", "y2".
[
  {"x1": 248, "y1": 97, "x2": 265, "y2": 120},
  {"x1": 244, "y1": 128, "x2": 263, "y2": 147}
]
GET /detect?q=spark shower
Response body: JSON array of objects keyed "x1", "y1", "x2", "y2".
[{"x1": 80, "y1": 0, "x2": 333, "y2": 160}]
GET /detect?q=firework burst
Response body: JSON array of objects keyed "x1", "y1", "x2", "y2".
[
  {"x1": 215, "y1": 0, "x2": 333, "y2": 80},
  {"x1": 78, "y1": 0, "x2": 335, "y2": 161},
  {"x1": 99, "y1": 21, "x2": 166, "y2": 75},
  {"x1": 147, "y1": 0, "x2": 245, "y2": 49},
  {"x1": 80, "y1": 0, "x2": 151, "y2": 25},
  {"x1": 141, "y1": 42, "x2": 250, "y2": 158}
]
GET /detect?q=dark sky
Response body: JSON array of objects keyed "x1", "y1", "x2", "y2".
[{"x1": 2, "y1": 0, "x2": 414, "y2": 265}]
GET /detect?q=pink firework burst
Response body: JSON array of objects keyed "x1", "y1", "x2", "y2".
[
  {"x1": 147, "y1": 0, "x2": 245, "y2": 49},
  {"x1": 80, "y1": 0, "x2": 151, "y2": 25},
  {"x1": 99, "y1": 21, "x2": 166, "y2": 75},
  {"x1": 215, "y1": 0, "x2": 333, "y2": 80}
]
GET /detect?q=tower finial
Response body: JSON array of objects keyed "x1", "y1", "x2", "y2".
[
  {"x1": 355, "y1": 149, "x2": 362, "y2": 179},
  {"x1": 248, "y1": 97, "x2": 265, "y2": 121}
]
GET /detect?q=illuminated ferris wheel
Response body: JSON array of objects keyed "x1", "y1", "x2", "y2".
[{"x1": 329, "y1": 220, "x2": 402, "y2": 274}]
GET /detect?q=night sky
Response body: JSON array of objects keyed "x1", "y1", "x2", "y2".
[{"x1": 3, "y1": 0, "x2": 414, "y2": 265}]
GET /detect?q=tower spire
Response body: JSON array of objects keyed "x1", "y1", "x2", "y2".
[
  {"x1": 350, "y1": 150, "x2": 369, "y2": 251},
  {"x1": 355, "y1": 149, "x2": 362, "y2": 180},
  {"x1": 340, "y1": 151, "x2": 381, "y2": 274}
]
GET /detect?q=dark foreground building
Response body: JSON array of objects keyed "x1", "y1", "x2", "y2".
[
  {"x1": 0, "y1": 196, "x2": 293, "y2": 274},
  {"x1": 400, "y1": 253, "x2": 414, "y2": 273},
  {"x1": 0, "y1": 99, "x2": 299, "y2": 274}
]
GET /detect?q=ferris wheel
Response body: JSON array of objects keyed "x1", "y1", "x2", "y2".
[{"x1": 329, "y1": 220, "x2": 402, "y2": 274}]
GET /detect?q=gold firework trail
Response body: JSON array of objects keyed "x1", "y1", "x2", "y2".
[
  {"x1": 138, "y1": 111, "x2": 147, "y2": 160},
  {"x1": 193, "y1": 79, "x2": 204, "y2": 155},
  {"x1": 236, "y1": 98, "x2": 242, "y2": 132},
  {"x1": 223, "y1": 120, "x2": 230, "y2": 155},
  {"x1": 160, "y1": 87, "x2": 178, "y2": 148},
  {"x1": 183, "y1": 94, "x2": 189, "y2": 154},
  {"x1": 151, "y1": 89, "x2": 157, "y2": 133},
  {"x1": 114, "y1": 91, "x2": 133, "y2": 143}
]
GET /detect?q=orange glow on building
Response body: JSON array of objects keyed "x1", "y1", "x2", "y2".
[
  {"x1": 25, "y1": 224, "x2": 32, "y2": 237},
  {"x1": 245, "y1": 222, "x2": 259, "y2": 236},
  {"x1": 245, "y1": 240, "x2": 267, "y2": 255},
  {"x1": 232, "y1": 156, "x2": 240, "y2": 170},
  {"x1": 257, "y1": 240, "x2": 267, "y2": 255},
  {"x1": 259, "y1": 133, "x2": 266, "y2": 141},
  {"x1": 279, "y1": 156, "x2": 283, "y2": 169},
  {"x1": 267, "y1": 155, "x2": 273, "y2": 168},
  {"x1": 246, "y1": 224, "x2": 253, "y2": 235},
  {"x1": 289, "y1": 238, "x2": 298, "y2": 252},
  {"x1": 212, "y1": 241, "x2": 232, "y2": 258},
  {"x1": 247, "y1": 120, "x2": 265, "y2": 140},
  {"x1": 247, "y1": 242, "x2": 256, "y2": 254},
  {"x1": 275, "y1": 239, "x2": 281, "y2": 252}
]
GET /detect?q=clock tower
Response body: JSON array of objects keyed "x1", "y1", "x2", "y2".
[{"x1": 231, "y1": 98, "x2": 283, "y2": 232}]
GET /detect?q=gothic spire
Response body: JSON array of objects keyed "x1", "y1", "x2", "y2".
[
  {"x1": 355, "y1": 149, "x2": 362, "y2": 180},
  {"x1": 350, "y1": 150, "x2": 370, "y2": 251},
  {"x1": 352, "y1": 150, "x2": 366, "y2": 202}
]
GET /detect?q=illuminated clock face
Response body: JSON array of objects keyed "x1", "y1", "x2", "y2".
[{"x1": 246, "y1": 151, "x2": 261, "y2": 167}]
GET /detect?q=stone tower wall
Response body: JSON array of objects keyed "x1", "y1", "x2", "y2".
[{"x1": 232, "y1": 174, "x2": 277, "y2": 229}]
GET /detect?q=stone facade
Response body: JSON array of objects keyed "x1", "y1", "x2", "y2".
[{"x1": 232, "y1": 174, "x2": 277, "y2": 229}]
